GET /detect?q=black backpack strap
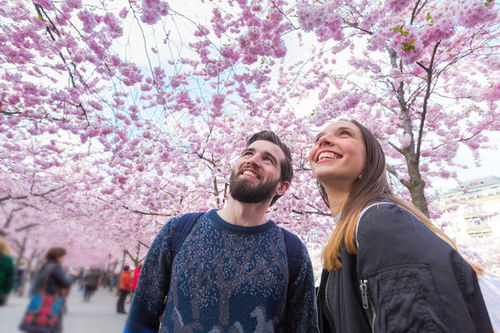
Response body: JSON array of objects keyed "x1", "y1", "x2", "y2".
[
  {"x1": 170, "y1": 212, "x2": 204, "y2": 258},
  {"x1": 282, "y1": 228, "x2": 303, "y2": 284}
]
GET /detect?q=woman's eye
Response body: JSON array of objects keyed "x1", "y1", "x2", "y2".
[{"x1": 339, "y1": 130, "x2": 352, "y2": 136}]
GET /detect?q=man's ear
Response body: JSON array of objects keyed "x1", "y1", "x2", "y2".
[{"x1": 275, "y1": 181, "x2": 290, "y2": 196}]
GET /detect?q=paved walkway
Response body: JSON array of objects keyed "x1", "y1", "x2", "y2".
[{"x1": 0, "y1": 288, "x2": 128, "y2": 332}]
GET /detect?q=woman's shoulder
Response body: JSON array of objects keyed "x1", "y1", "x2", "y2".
[
  {"x1": 355, "y1": 201, "x2": 426, "y2": 246},
  {"x1": 359, "y1": 200, "x2": 417, "y2": 224}
]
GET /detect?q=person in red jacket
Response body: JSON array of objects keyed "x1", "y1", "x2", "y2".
[
  {"x1": 131, "y1": 264, "x2": 141, "y2": 292},
  {"x1": 128, "y1": 264, "x2": 142, "y2": 303},
  {"x1": 116, "y1": 266, "x2": 132, "y2": 314}
]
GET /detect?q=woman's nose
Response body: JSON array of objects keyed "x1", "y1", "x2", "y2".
[{"x1": 317, "y1": 135, "x2": 333, "y2": 147}]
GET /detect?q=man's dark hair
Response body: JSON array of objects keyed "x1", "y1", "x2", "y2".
[
  {"x1": 246, "y1": 130, "x2": 293, "y2": 205},
  {"x1": 46, "y1": 247, "x2": 67, "y2": 261},
  {"x1": 123, "y1": 265, "x2": 130, "y2": 271}
]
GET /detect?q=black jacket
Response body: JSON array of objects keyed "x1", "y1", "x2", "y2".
[
  {"x1": 317, "y1": 202, "x2": 493, "y2": 333},
  {"x1": 32, "y1": 261, "x2": 70, "y2": 295}
]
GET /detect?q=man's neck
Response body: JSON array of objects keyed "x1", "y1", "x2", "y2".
[{"x1": 217, "y1": 198, "x2": 270, "y2": 227}]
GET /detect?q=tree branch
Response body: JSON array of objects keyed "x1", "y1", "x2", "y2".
[
  {"x1": 137, "y1": 241, "x2": 150, "y2": 249},
  {"x1": 32, "y1": 185, "x2": 66, "y2": 197},
  {"x1": 3, "y1": 207, "x2": 24, "y2": 229},
  {"x1": 15, "y1": 223, "x2": 41, "y2": 233},
  {"x1": 416, "y1": 41, "x2": 440, "y2": 163},
  {"x1": 121, "y1": 205, "x2": 172, "y2": 217},
  {"x1": 0, "y1": 195, "x2": 28, "y2": 203}
]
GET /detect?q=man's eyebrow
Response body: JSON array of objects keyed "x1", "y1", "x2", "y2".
[
  {"x1": 263, "y1": 151, "x2": 278, "y2": 164},
  {"x1": 243, "y1": 147, "x2": 278, "y2": 164},
  {"x1": 242, "y1": 147, "x2": 255, "y2": 154}
]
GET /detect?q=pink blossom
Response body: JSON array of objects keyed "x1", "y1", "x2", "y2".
[
  {"x1": 78, "y1": 10, "x2": 101, "y2": 33},
  {"x1": 194, "y1": 26, "x2": 210, "y2": 37},
  {"x1": 119, "y1": 7, "x2": 129, "y2": 19},
  {"x1": 103, "y1": 13, "x2": 123, "y2": 38},
  {"x1": 64, "y1": 0, "x2": 82, "y2": 10},
  {"x1": 141, "y1": 0, "x2": 169, "y2": 25},
  {"x1": 384, "y1": 0, "x2": 411, "y2": 13},
  {"x1": 34, "y1": 0, "x2": 54, "y2": 10}
]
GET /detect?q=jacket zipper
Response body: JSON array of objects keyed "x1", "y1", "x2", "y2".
[
  {"x1": 360, "y1": 279, "x2": 376, "y2": 333},
  {"x1": 325, "y1": 273, "x2": 332, "y2": 316}
]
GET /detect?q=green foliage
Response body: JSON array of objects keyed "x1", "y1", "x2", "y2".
[
  {"x1": 392, "y1": 26, "x2": 409, "y2": 36},
  {"x1": 402, "y1": 40, "x2": 416, "y2": 51}
]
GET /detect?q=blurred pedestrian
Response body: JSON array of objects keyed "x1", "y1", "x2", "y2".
[
  {"x1": 117, "y1": 265, "x2": 132, "y2": 314},
  {"x1": 128, "y1": 264, "x2": 141, "y2": 302},
  {"x1": 82, "y1": 266, "x2": 100, "y2": 302},
  {"x1": 0, "y1": 236, "x2": 15, "y2": 306},
  {"x1": 14, "y1": 259, "x2": 27, "y2": 295},
  {"x1": 20, "y1": 247, "x2": 70, "y2": 333}
]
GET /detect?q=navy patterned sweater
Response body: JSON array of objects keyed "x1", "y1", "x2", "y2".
[{"x1": 124, "y1": 209, "x2": 318, "y2": 332}]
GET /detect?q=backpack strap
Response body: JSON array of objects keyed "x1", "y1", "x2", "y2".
[
  {"x1": 170, "y1": 212, "x2": 204, "y2": 258},
  {"x1": 282, "y1": 228, "x2": 303, "y2": 284}
]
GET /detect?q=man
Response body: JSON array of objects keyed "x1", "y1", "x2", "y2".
[
  {"x1": 124, "y1": 131, "x2": 318, "y2": 332},
  {"x1": 117, "y1": 266, "x2": 132, "y2": 314}
]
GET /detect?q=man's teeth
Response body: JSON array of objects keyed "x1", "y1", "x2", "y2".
[
  {"x1": 242, "y1": 170, "x2": 257, "y2": 177},
  {"x1": 318, "y1": 152, "x2": 340, "y2": 161}
]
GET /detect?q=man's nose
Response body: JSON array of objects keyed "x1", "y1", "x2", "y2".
[{"x1": 245, "y1": 153, "x2": 261, "y2": 166}]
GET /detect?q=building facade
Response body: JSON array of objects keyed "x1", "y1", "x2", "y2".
[{"x1": 437, "y1": 176, "x2": 500, "y2": 274}]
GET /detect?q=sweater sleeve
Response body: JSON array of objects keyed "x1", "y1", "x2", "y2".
[
  {"x1": 124, "y1": 218, "x2": 177, "y2": 333},
  {"x1": 285, "y1": 244, "x2": 319, "y2": 333}
]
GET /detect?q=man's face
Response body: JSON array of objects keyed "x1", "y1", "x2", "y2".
[{"x1": 229, "y1": 140, "x2": 288, "y2": 204}]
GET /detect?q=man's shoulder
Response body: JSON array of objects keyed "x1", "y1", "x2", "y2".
[
  {"x1": 151, "y1": 211, "x2": 210, "y2": 250},
  {"x1": 165, "y1": 211, "x2": 209, "y2": 230},
  {"x1": 275, "y1": 225, "x2": 307, "y2": 257}
]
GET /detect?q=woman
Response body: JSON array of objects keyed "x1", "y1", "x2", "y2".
[
  {"x1": 21, "y1": 247, "x2": 70, "y2": 333},
  {"x1": 0, "y1": 236, "x2": 15, "y2": 306},
  {"x1": 310, "y1": 119, "x2": 493, "y2": 332}
]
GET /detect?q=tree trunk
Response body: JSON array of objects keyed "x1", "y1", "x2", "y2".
[{"x1": 402, "y1": 148, "x2": 429, "y2": 217}]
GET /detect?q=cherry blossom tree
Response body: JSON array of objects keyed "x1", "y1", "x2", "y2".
[{"x1": 0, "y1": 0, "x2": 498, "y2": 269}]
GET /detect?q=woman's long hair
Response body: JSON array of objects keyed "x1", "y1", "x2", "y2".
[{"x1": 320, "y1": 120, "x2": 480, "y2": 273}]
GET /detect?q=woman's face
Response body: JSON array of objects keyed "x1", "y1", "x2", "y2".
[{"x1": 309, "y1": 121, "x2": 366, "y2": 189}]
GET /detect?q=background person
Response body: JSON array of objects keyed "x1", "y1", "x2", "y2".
[
  {"x1": 25, "y1": 247, "x2": 71, "y2": 333},
  {"x1": 117, "y1": 265, "x2": 132, "y2": 314},
  {"x1": 82, "y1": 266, "x2": 100, "y2": 302},
  {"x1": 128, "y1": 264, "x2": 141, "y2": 302},
  {"x1": 0, "y1": 236, "x2": 15, "y2": 306}
]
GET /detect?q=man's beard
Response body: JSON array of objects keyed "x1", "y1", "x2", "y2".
[{"x1": 229, "y1": 169, "x2": 280, "y2": 204}]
